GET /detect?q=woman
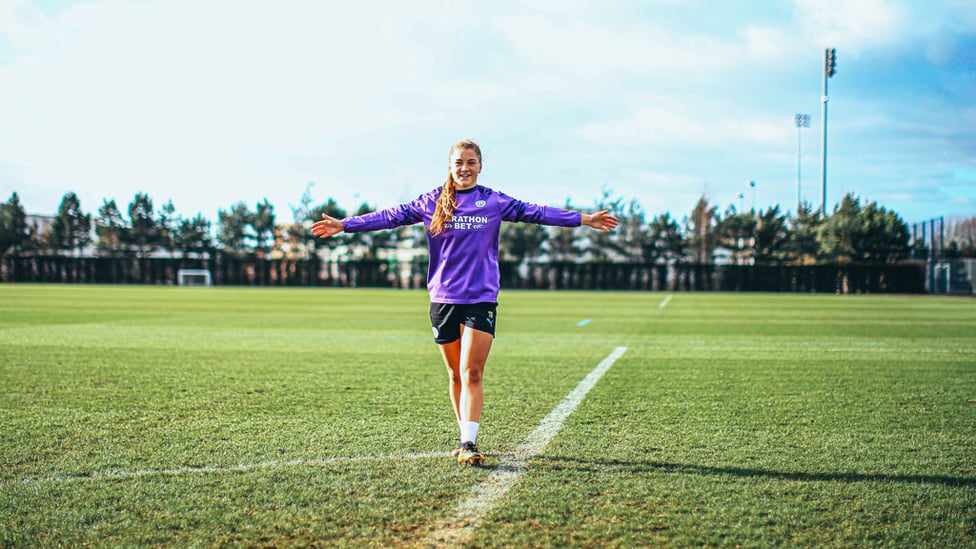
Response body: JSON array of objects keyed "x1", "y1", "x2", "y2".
[{"x1": 311, "y1": 139, "x2": 617, "y2": 465}]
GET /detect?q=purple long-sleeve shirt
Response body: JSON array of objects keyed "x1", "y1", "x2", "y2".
[{"x1": 342, "y1": 185, "x2": 582, "y2": 303}]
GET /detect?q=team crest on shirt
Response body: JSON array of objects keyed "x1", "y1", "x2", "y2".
[{"x1": 475, "y1": 200, "x2": 486, "y2": 207}]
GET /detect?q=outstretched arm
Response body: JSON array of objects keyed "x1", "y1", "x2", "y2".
[
  {"x1": 310, "y1": 213, "x2": 344, "y2": 239},
  {"x1": 581, "y1": 210, "x2": 619, "y2": 233}
]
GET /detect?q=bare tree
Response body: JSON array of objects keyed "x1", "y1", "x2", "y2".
[{"x1": 685, "y1": 195, "x2": 719, "y2": 264}]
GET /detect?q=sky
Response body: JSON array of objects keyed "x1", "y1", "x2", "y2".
[{"x1": 1, "y1": 0, "x2": 974, "y2": 229}]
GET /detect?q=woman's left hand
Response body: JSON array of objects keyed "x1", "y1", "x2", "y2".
[{"x1": 582, "y1": 210, "x2": 619, "y2": 233}]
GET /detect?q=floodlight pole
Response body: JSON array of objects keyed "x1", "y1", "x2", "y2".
[
  {"x1": 820, "y1": 48, "x2": 836, "y2": 217},
  {"x1": 794, "y1": 113, "x2": 810, "y2": 212}
]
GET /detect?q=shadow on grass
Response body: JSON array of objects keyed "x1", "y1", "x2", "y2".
[{"x1": 532, "y1": 456, "x2": 976, "y2": 488}]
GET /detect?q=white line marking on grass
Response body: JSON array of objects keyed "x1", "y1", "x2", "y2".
[
  {"x1": 658, "y1": 294, "x2": 673, "y2": 309},
  {"x1": 425, "y1": 346, "x2": 628, "y2": 547},
  {"x1": 16, "y1": 452, "x2": 450, "y2": 485},
  {"x1": 576, "y1": 319, "x2": 591, "y2": 326}
]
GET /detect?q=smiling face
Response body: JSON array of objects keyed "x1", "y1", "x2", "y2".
[{"x1": 449, "y1": 146, "x2": 482, "y2": 190}]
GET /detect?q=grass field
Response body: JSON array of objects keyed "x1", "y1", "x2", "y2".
[{"x1": 1, "y1": 284, "x2": 974, "y2": 548}]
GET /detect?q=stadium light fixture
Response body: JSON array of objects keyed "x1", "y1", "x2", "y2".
[{"x1": 820, "y1": 48, "x2": 837, "y2": 217}]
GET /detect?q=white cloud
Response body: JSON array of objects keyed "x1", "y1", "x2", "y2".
[
  {"x1": 0, "y1": 0, "x2": 50, "y2": 51},
  {"x1": 794, "y1": 0, "x2": 907, "y2": 52},
  {"x1": 493, "y1": 12, "x2": 737, "y2": 81},
  {"x1": 742, "y1": 25, "x2": 796, "y2": 62},
  {"x1": 574, "y1": 93, "x2": 790, "y2": 152}
]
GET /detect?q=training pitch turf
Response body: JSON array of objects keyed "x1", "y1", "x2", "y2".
[{"x1": 1, "y1": 284, "x2": 974, "y2": 547}]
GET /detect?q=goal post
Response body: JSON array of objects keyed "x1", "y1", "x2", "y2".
[{"x1": 177, "y1": 269, "x2": 213, "y2": 287}]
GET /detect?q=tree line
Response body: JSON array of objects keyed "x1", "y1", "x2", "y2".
[{"x1": 1, "y1": 188, "x2": 974, "y2": 264}]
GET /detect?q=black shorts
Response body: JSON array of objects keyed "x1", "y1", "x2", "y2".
[{"x1": 429, "y1": 302, "x2": 498, "y2": 344}]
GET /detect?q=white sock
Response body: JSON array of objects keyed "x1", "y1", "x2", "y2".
[{"x1": 459, "y1": 421, "x2": 479, "y2": 444}]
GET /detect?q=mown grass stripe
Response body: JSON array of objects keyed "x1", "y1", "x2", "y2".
[
  {"x1": 15, "y1": 452, "x2": 451, "y2": 486},
  {"x1": 425, "y1": 346, "x2": 628, "y2": 546}
]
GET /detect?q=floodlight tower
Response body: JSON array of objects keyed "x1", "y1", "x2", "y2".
[
  {"x1": 820, "y1": 48, "x2": 837, "y2": 217},
  {"x1": 794, "y1": 113, "x2": 810, "y2": 212}
]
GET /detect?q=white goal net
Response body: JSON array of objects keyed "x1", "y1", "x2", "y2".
[{"x1": 177, "y1": 269, "x2": 213, "y2": 286}]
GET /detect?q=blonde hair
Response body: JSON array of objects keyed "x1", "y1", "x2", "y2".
[{"x1": 429, "y1": 139, "x2": 482, "y2": 236}]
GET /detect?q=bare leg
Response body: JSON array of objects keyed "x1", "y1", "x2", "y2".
[
  {"x1": 436, "y1": 326, "x2": 494, "y2": 424},
  {"x1": 457, "y1": 326, "x2": 493, "y2": 423},
  {"x1": 437, "y1": 339, "x2": 462, "y2": 422}
]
